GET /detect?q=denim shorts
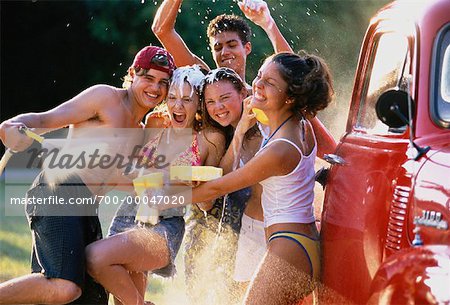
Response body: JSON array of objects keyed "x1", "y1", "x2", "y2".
[
  {"x1": 149, "y1": 216, "x2": 185, "y2": 277},
  {"x1": 107, "y1": 199, "x2": 139, "y2": 236},
  {"x1": 108, "y1": 199, "x2": 185, "y2": 277}
]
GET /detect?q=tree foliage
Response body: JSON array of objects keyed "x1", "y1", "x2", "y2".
[{"x1": 1, "y1": 0, "x2": 389, "y2": 137}]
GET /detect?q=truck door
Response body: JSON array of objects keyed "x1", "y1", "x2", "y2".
[{"x1": 320, "y1": 29, "x2": 414, "y2": 304}]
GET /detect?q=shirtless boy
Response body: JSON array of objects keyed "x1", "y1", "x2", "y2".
[{"x1": 0, "y1": 46, "x2": 175, "y2": 305}]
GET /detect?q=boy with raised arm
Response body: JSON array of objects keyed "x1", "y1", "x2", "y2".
[
  {"x1": 152, "y1": 0, "x2": 336, "y2": 156},
  {"x1": 152, "y1": 0, "x2": 292, "y2": 84}
]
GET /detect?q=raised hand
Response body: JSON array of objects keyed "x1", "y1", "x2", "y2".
[
  {"x1": 238, "y1": 0, "x2": 273, "y2": 29},
  {"x1": 235, "y1": 96, "x2": 257, "y2": 136}
]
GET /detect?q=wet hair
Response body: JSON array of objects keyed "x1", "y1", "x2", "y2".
[
  {"x1": 200, "y1": 67, "x2": 259, "y2": 147},
  {"x1": 122, "y1": 54, "x2": 174, "y2": 89},
  {"x1": 269, "y1": 52, "x2": 334, "y2": 118},
  {"x1": 169, "y1": 65, "x2": 208, "y2": 132},
  {"x1": 207, "y1": 14, "x2": 252, "y2": 45}
]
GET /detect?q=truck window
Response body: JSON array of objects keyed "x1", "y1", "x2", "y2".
[
  {"x1": 441, "y1": 45, "x2": 450, "y2": 103},
  {"x1": 356, "y1": 32, "x2": 411, "y2": 135},
  {"x1": 434, "y1": 24, "x2": 450, "y2": 126}
]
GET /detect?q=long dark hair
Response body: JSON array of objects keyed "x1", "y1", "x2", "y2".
[{"x1": 270, "y1": 52, "x2": 334, "y2": 119}]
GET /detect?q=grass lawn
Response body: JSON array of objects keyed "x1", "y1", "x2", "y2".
[{"x1": 0, "y1": 178, "x2": 188, "y2": 304}]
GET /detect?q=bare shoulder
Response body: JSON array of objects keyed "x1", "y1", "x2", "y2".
[
  {"x1": 263, "y1": 138, "x2": 302, "y2": 172},
  {"x1": 82, "y1": 84, "x2": 124, "y2": 104},
  {"x1": 199, "y1": 127, "x2": 226, "y2": 166},
  {"x1": 200, "y1": 127, "x2": 226, "y2": 146},
  {"x1": 67, "y1": 85, "x2": 125, "y2": 112}
]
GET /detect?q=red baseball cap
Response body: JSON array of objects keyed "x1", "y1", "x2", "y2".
[{"x1": 132, "y1": 46, "x2": 176, "y2": 76}]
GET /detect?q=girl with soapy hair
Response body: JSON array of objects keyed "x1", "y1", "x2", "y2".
[{"x1": 85, "y1": 65, "x2": 226, "y2": 305}]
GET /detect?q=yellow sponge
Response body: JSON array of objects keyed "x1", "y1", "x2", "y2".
[
  {"x1": 252, "y1": 108, "x2": 269, "y2": 125},
  {"x1": 133, "y1": 172, "x2": 164, "y2": 225},
  {"x1": 132, "y1": 172, "x2": 164, "y2": 195},
  {"x1": 170, "y1": 166, "x2": 223, "y2": 181}
]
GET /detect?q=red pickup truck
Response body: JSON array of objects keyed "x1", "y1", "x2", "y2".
[{"x1": 319, "y1": 0, "x2": 450, "y2": 304}]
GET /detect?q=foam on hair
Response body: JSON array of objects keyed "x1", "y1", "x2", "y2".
[{"x1": 170, "y1": 65, "x2": 206, "y2": 98}]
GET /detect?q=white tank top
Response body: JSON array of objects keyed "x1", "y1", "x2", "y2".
[{"x1": 256, "y1": 135, "x2": 316, "y2": 228}]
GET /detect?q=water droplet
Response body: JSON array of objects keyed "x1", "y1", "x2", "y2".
[
  {"x1": 178, "y1": 8, "x2": 181, "y2": 13},
  {"x1": 119, "y1": 62, "x2": 123, "y2": 66},
  {"x1": 105, "y1": 27, "x2": 109, "y2": 31},
  {"x1": 306, "y1": 11, "x2": 311, "y2": 16},
  {"x1": 141, "y1": 0, "x2": 144, "y2": 3},
  {"x1": 66, "y1": 23, "x2": 70, "y2": 28},
  {"x1": 113, "y1": 73, "x2": 116, "y2": 76}
]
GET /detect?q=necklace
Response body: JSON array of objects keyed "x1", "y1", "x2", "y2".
[{"x1": 262, "y1": 115, "x2": 293, "y2": 147}]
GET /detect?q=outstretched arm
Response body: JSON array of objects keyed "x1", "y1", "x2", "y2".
[
  {"x1": 151, "y1": 0, "x2": 210, "y2": 69},
  {"x1": 194, "y1": 139, "x2": 298, "y2": 205},
  {"x1": 154, "y1": 140, "x2": 295, "y2": 211},
  {"x1": 0, "y1": 85, "x2": 116, "y2": 151},
  {"x1": 238, "y1": 0, "x2": 293, "y2": 53}
]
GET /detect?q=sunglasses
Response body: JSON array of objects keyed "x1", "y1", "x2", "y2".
[{"x1": 151, "y1": 54, "x2": 170, "y2": 67}]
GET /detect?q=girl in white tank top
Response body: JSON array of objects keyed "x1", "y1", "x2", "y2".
[
  {"x1": 256, "y1": 127, "x2": 317, "y2": 228},
  {"x1": 176, "y1": 52, "x2": 334, "y2": 304}
]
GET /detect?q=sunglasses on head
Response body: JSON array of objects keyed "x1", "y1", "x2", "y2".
[{"x1": 151, "y1": 54, "x2": 170, "y2": 67}]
